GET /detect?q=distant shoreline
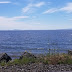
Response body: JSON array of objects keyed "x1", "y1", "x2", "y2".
[{"x1": 0, "y1": 29, "x2": 72, "y2": 31}]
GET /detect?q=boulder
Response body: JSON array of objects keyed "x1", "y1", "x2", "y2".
[
  {"x1": 0, "y1": 53, "x2": 12, "y2": 62},
  {"x1": 68, "y1": 50, "x2": 72, "y2": 55},
  {"x1": 19, "y1": 52, "x2": 36, "y2": 59}
]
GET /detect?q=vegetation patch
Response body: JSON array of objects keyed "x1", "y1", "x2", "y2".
[{"x1": 0, "y1": 53, "x2": 72, "y2": 66}]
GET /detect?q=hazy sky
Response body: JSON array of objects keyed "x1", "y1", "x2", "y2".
[{"x1": 0, "y1": 0, "x2": 72, "y2": 30}]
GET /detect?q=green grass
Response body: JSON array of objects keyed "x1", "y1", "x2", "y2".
[
  {"x1": 7, "y1": 57, "x2": 37, "y2": 66},
  {"x1": 0, "y1": 53, "x2": 72, "y2": 66},
  {"x1": 0, "y1": 61, "x2": 6, "y2": 66}
]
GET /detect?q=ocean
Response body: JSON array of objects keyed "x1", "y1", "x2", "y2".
[{"x1": 0, "y1": 30, "x2": 72, "y2": 59}]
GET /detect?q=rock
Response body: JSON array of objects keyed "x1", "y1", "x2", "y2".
[
  {"x1": 0, "y1": 53, "x2": 12, "y2": 62},
  {"x1": 68, "y1": 50, "x2": 72, "y2": 55},
  {"x1": 61, "y1": 68, "x2": 64, "y2": 71},
  {"x1": 19, "y1": 52, "x2": 36, "y2": 59}
]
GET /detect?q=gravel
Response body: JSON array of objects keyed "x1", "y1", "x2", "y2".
[{"x1": 0, "y1": 63, "x2": 72, "y2": 72}]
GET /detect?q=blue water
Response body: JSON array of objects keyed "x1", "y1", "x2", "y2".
[{"x1": 0, "y1": 30, "x2": 72, "y2": 58}]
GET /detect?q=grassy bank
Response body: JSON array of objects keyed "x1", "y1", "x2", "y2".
[{"x1": 1, "y1": 53, "x2": 72, "y2": 66}]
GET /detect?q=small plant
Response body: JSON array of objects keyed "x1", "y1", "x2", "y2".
[
  {"x1": 43, "y1": 59, "x2": 48, "y2": 64},
  {"x1": 0, "y1": 61, "x2": 6, "y2": 66},
  {"x1": 20, "y1": 57, "x2": 36, "y2": 64}
]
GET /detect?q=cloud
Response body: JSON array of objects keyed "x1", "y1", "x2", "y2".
[
  {"x1": 43, "y1": 2, "x2": 72, "y2": 14},
  {"x1": 34, "y1": 2, "x2": 45, "y2": 7},
  {"x1": 22, "y1": 2, "x2": 45, "y2": 13},
  {"x1": 60, "y1": 2, "x2": 72, "y2": 13},
  {"x1": 0, "y1": 16, "x2": 44, "y2": 30},
  {"x1": 0, "y1": 1, "x2": 20, "y2": 5},
  {"x1": 43, "y1": 8, "x2": 58, "y2": 14},
  {"x1": 0, "y1": 1, "x2": 11, "y2": 4},
  {"x1": 12, "y1": 16, "x2": 29, "y2": 20},
  {"x1": 0, "y1": 16, "x2": 32, "y2": 30},
  {"x1": 0, "y1": 16, "x2": 29, "y2": 21},
  {"x1": 22, "y1": 4, "x2": 33, "y2": 13}
]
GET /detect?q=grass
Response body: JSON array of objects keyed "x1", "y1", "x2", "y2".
[
  {"x1": 0, "y1": 53, "x2": 72, "y2": 66},
  {"x1": 7, "y1": 57, "x2": 37, "y2": 66},
  {"x1": 48, "y1": 54, "x2": 72, "y2": 64},
  {"x1": 0, "y1": 61, "x2": 6, "y2": 66}
]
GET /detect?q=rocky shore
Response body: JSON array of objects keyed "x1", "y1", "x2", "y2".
[
  {"x1": 0, "y1": 51, "x2": 72, "y2": 72},
  {"x1": 0, "y1": 63, "x2": 72, "y2": 72}
]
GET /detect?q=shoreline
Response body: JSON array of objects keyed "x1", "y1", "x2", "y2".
[{"x1": 0, "y1": 52, "x2": 72, "y2": 72}]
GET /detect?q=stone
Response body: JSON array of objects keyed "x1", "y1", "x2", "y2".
[
  {"x1": 0, "y1": 53, "x2": 12, "y2": 62},
  {"x1": 68, "y1": 50, "x2": 72, "y2": 55},
  {"x1": 19, "y1": 52, "x2": 36, "y2": 59}
]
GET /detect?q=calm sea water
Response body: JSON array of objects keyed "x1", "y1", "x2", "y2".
[{"x1": 0, "y1": 30, "x2": 72, "y2": 58}]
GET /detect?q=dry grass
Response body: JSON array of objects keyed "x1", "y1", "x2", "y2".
[{"x1": 43, "y1": 53, "x2": 72, "y2": 64}]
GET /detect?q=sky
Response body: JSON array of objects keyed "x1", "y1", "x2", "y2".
[{"x1": 0, "y1": 0, "x2": 72, "y2": 30}]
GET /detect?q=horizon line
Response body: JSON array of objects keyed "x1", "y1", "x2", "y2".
[{"x1": 0, "y1": 29, "x2": 72, "y2": 31}]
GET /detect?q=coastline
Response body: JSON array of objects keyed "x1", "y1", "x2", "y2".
[{"x1": 0, "y1": 52, "x2": 72, "y2": 72}]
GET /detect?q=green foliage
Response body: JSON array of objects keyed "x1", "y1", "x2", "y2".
[
  {"x1": 58, "y1": 58, "x2": 72, "y2": 64},
  {"x1": 7, "y1": 57, "x2": 37, "y2": 65},
  {"x1": 58, "y1": 60, "x2": 64, "y2": 64},
  {"x1": 0, "y1": 61, "x2": 6, "y2": 66},
  {"x1": 43, "y1": 59, "x2": 48, "y2": 64},
  {"x1": 63, "y1": 56, "x2": 72, "y2": 64},
  {"x1": 1, "y1": 53, "x2": 72, "y2": 66},
  {"x1": 20, "y1": 57, "x2": 36, "y2": 64}
]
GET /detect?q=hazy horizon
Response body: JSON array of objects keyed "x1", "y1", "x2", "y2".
[{"x1": 0, "y1": 29, "x2": 72, "y2": 31}]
